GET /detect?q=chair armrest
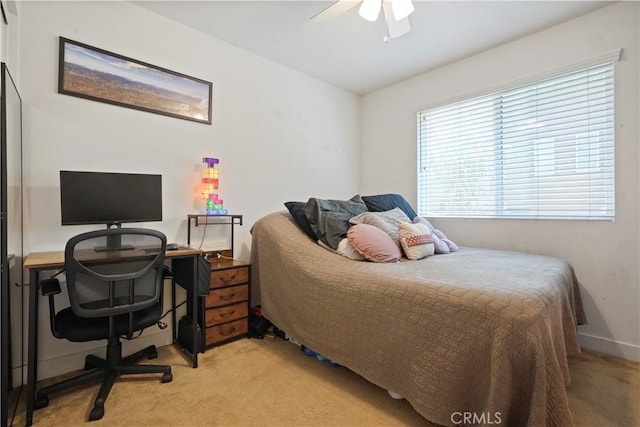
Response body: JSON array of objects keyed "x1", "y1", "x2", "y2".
[{"x1": 40, "y1": 278, "x2": 61, "y2": 296}]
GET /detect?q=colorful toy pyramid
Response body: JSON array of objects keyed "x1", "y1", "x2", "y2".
[{"x1": 202, "y1": 157, "x2": 228, "y2": 215}]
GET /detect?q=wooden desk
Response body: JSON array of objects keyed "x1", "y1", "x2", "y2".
[
  {"x1": 23, "y1": 247, "x2": 202, "y2": 427},
  {"x1": 23, "y1": 246, "x2": 201, "y2": 269}
]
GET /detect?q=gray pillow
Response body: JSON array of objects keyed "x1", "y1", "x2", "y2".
[
  {"x1": 284, "y1": 201, "x2": 318, "y2": 241},
  {"x1": 349, "y1": 207, "x2": 411, "y2": 249},
  {"x1": 303, "y1": 195, "x2": 368, "y2": 250}
]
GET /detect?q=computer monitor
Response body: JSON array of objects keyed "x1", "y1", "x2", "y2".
[{"x1": 60, "y1": 170, "x2": 162, "y2": 251}]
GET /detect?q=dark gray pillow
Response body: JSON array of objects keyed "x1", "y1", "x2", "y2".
[
  {"x1": 362, "y1": 194, "x2": 418, "y2": 220},
  {"x1": 284, "y1": 201, "x2": 318, "y2": 241},
  {"x1": 303, "y1": 195, "x2": 368, "y2": 250}
]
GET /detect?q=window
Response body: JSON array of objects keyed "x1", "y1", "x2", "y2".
[{"x1": 417, "y1": 62, "x2": 615, "y2": 220}]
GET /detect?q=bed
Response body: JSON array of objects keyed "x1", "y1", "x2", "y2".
[{"x1": 250, "y1": 210, "x2": 586, "y2": 426}]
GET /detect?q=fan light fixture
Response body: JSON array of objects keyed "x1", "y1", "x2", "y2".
[
  {"x1": 359, "y1": 0, "x2": 414, "y2": 22},
  {"x1": 311, "y1": 0, "x2": 415, "y2": 42},
  {"x1": 359, "y1": 0, "x2": 382, "y2": 22}
]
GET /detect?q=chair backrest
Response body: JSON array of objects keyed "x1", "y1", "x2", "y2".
[{"x1": 64, "y1": 228, "x2": 167, "y2": 320}]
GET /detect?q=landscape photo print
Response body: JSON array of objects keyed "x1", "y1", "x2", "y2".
[{"x1": 58, "y1": 37, "x2": 212, "y2": 124}]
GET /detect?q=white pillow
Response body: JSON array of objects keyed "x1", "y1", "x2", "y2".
[
  {"x1": 336, "y1": 238, "x2": 366, "y2": 261},
  {"x1": 398, "y1": 222, "x2": 435, "y2": 260}
]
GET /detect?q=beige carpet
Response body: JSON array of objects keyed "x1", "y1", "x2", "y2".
[{"x1": 10, "y1": 337, "x2": 640, "y2": 426}]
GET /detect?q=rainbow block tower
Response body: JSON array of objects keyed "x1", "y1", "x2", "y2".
[{"x1": 202, "y1": 157, "x2": 228, "y2": 215}]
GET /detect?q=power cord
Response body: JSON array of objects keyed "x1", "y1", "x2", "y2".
[
  {"x1": 198, "y1": 221, "x2": 209, "y2": 250},
  {"x1": 157, "y1": 300, "x2": 187, "y2": 326},
  {"x1": 196, "y1": 218, "x2": 236, "y2": 259},
  {"x1": 204, "y1": 252, "x2": 236, "y2": 261},
  {"x1": 51, "y1": 269, "x2": 65, "y2": 279},
  {"x1": 121, "y1": 330, "x2": 144, "y2": 340},
  {"x1": 121, "y1": 300, "x2": 187, "y2": 338}
]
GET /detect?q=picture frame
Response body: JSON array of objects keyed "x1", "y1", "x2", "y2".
[
  {"x1": 0, "y1": 1, "x2": 8, "y2": 25},
  {"x1": 58, "y1": 37, "x2": 212, "y2": 125}
]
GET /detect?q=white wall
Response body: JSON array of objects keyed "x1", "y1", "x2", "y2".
[
  {"x1": 361, "y1": 2, "x2": 640, "y2": 361},
  {"x1": 19, "y1": 1, "x2": 360, "y2": 379}
]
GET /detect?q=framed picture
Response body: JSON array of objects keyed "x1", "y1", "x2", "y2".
[
  {"x1": 0, "y1": 1, "x2": 8, "y2": 25},
  {"x1": 58, "y1": 37, "x2": 212, "y2": 125}
]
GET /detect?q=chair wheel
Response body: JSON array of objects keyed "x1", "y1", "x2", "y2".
[
  {"x1": 89, "y1": 406, "x2": 104, "y2": 421},
  {"x1": 34, "y1": 395, "x2": 49, "y2": 409},
  {"x1": 148, "y1": 350, "x2": 158, "y2": 360},
  {"x1": 161, "y1": 372, "x2": 172, "y2": 383}
]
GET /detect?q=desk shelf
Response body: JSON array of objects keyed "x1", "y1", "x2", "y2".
[{"x1": 186, "y1": 214, "x2": 243, "y2": 257}]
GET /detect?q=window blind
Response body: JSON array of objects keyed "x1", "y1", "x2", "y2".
[{"x1": 417, "y1": 62, "x2": 615, "y2": 220}]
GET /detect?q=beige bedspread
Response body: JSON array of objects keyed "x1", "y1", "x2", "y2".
[{"x1": 250, "y1": 212, "x2": 586, "y2": 426}]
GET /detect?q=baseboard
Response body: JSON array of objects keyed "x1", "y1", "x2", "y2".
[
  {"x1": 15, "y1": 329, "x2": 173, "y2": 385},
  {"x1": 578, "y1": 332, "x2": 640, "y2": 362}
]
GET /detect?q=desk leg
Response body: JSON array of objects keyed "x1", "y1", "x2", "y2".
[
  {"x1": 26, "y1": 269, "x2": 39, "y2": 427},
  {"x1": 191, "y1": 258, "x2": 199, "y2": 367},
  {"x1": 170, "y1": 256, "x2": 199, "y2": 369},
  {"x1": 171, "y1": 277, "x2": 177, "y2": 349}
]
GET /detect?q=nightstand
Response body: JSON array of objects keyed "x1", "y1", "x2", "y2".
[
  {"x1": 184, "y1": 214, "x2": 250, "y2": 349},
  {"x1": 202, "y1": 258, "x2": 250, "y2": 346}
]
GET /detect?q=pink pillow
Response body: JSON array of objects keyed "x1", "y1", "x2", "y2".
[{"x1": 347, "y1": 224, "x2": 401, "y2": 263}]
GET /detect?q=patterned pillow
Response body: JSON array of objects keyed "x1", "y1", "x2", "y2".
[
  {"x1": 349, "y1": 207, "x2": 411, "y2": 248},
  {"x1": 399, "y1": 222, "x2": 435, "y2": 260},
  {"x1": 413, "y1": 216, "x2": 459, "y2": 254},
  {"x1": 347, "y1": 224, "x2": 401, "y2": 263}
]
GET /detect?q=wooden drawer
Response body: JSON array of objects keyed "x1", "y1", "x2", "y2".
[
  {"x1": 205, "y1": 302, "x2": 248, "y2": 327},
  {"x1": 210, "y1": 266, "x2": 249, "y2": 289},
  {"x1": 205, "y1": 284, "x2": 248, "y2": 308},
  {"x1": 205, "y1": 318, "x2": 248, "y2": 345}
]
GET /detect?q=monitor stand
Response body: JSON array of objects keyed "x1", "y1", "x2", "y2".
[{"x1": 94, "y1": 223, "x2": 134, "y2": 252}]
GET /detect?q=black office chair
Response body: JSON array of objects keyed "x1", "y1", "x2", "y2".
[{"x1": 35, "y1": 228, "x2": 172, "y2": 421}]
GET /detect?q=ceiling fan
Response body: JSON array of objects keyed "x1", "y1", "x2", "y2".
[{"x1": 311, "y1": 0, "x2": 415, "y2": 42}]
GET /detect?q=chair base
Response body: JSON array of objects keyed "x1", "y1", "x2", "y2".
[{"x1": 35, "y1": 338, "x2": 171, "y2": 421}]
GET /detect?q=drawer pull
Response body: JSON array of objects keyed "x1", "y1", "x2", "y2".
[
  {"x1": 219, "y1": 310, "x2": 236, "y2": 318},
  {"x1": 219, "y1": 293, "x2": 236, "y2": 300},
  {"x1": 220, "y1": 274, "x2": 236, "y2": 282},
  {"x1": 220, "y1": 326, "x2": 237, "y2": 336}
]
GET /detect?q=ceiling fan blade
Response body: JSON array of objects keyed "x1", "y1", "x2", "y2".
[
  {"x1": 311, "y1": 0, "x2": 360, "y2": 23},
  {"x1": 382, "y1": 1, "x2": 411, "y2": 39},
  {"x1": 387, "y1": 16, "x2": 410, "y2": 38},
  {"x1": 391, "y1": 0, "x2": 414, "y2": 20}
]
